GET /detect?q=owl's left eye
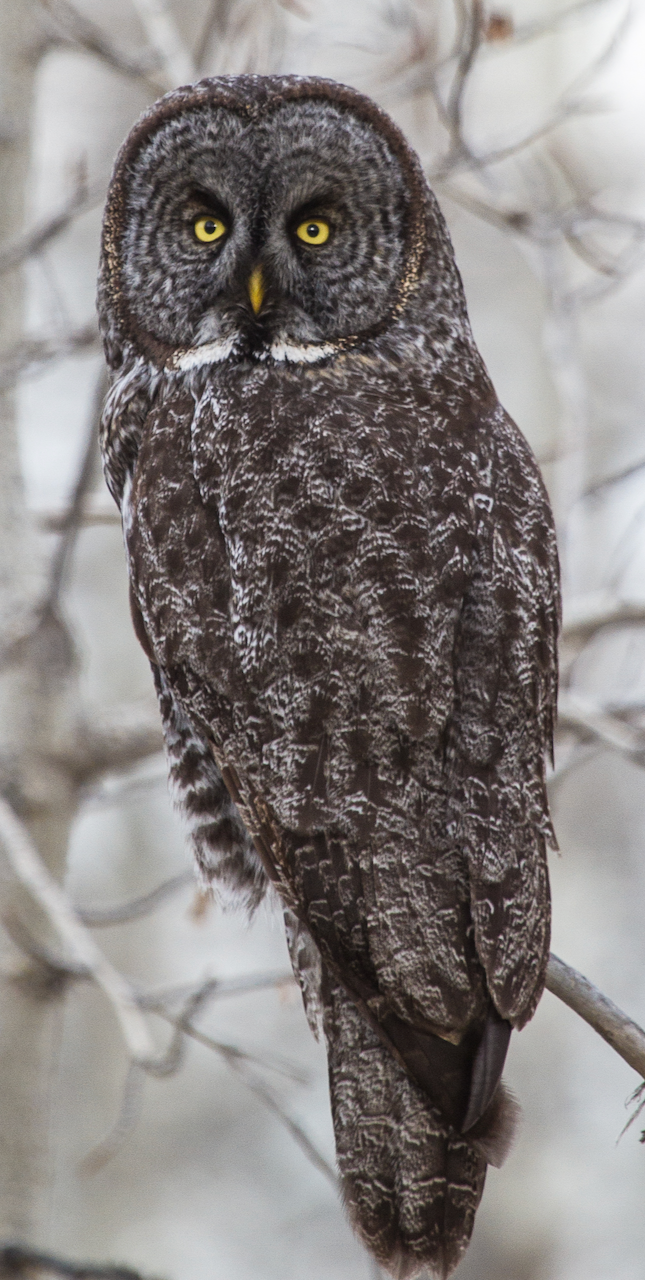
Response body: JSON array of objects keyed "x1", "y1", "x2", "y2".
[
  {"x1": 295, "y1": 219, "x2": 330, "y2": 246},
  {"x1": 194, "y1": 215, "x2": 227, "y2": 243}
]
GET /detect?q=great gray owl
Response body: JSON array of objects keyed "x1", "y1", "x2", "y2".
[{"x1": 98, "y1": 75, "x2": 560, "y2": 1280}]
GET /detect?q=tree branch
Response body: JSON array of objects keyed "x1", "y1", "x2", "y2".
[
  {"x1": 76, "y1": 870, "x2": 193, "y2": 927},
  {"x1": 43, "y1": 367, "x2": 107, "y2": 615},
  {"x1": 545, "y1": 953, "x2": 645, "y2": 1080},
  {"x1": 0, "y1": 323, "x2": 99, "y2": 390},
  {"x1": 582, "y1": 455, "x2": 645, "y2": 497},
  {"x1": 561, "y1": 598, "x2": 645, "y2": 645},
  {"x1": 81, "y1": 755, "x2": 168, "y2": 808},
  {"x1": 35, "y1": 494, "x2": 120, "y2": 532},
  {"x1": 146, "y1": 986, "x2": 309, "y2": 1085},
  {"x1": 0, "y1": 180, "x2": 106, "y2": 277},
  {"x1": 37, "y1": 0, "x2": 160, "y2": 84},
  {"x1": 130, "y1": 0, "x2": 196, "y2": 90},
  {"x1": 442, "y1": 0, "x2": 484, "y2": 164},
  {"x1": 142, "y1": 969, "x2": 296, "y2": 1004},
  {"x1": 72, "y1": 708, "x2": 165, "y2": 783},
  {"x1": 557, "y1": 691, "x2": 645, "y2": 766},
  {"x1": 509, "y1": 0, "x2": 617, "y2": 45},
  {"x1": 78, "y1": 1063, "x2": 145, "y2": 1176},
  {"x1": 0, "y1": 1245, "x2": 156, "y2": 1279},
  {"x1": 0, "y1": 797, "x2": 158, "y2": 1064}
]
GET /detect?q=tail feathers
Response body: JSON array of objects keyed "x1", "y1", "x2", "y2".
[
  {"x1": 467, "y1": 1081, "x2": 520, "y2": 1169},
  {"x1": 325, "y1": 982, "x2": 490, "y2": 1280}
]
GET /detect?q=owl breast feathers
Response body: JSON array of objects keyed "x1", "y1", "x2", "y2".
[{"x1": 98, "y1": 75, "x2": 560, "y2": 1280}]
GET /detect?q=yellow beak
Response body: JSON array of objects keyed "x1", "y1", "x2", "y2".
[{"x1": 248, "y1": 266, "x2": 265, "y2": 316}]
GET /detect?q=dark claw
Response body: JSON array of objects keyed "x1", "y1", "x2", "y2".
[{"x1": 461, "y1": 1006, "x2": 512, "y2": 1133}]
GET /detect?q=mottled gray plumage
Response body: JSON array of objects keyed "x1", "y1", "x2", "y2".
[{"x1": 98, "y1": 75, "x2": 560, "y2": 1279}]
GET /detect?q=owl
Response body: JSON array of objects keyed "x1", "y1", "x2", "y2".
[{"x1": 98, "y1": 76, "x2": 560, "y2": 1280}]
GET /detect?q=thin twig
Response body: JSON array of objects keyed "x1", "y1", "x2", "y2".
[
  {"x1": 0, "y1": 323, "x2": 99, "y2": 390},
  {"x1": 557, "y1": 691, "x2": 645, "y2": 765},
  {"x1": 74, "y1": 713, "x2": 164, "y2": 785},
  {"x1": 0, "y1": 1244, "x2": 155, "y2": 1279},
  {"x1": 583, "y1": 455, "x2": 645, "y2": 497},
  {"x1": 546, "y1": 741, "x2": 602, "y2": 793},
  {"x1": 147, "y1": 992, "x2": 310, "y2": 1085},
  {"x1": 37, "y1": 0, "x2": 160, "y2": 84},
  {"x1": 44, "y1": 367, "x2": 108, "y2": 614},
  {"x1": 0, "y1": 797, "x2": 158, "y2": 1065},
  {"x1": 546, "y1": 954, "x2": 645, "y2": 1079},
  {"x1": 0, "y1": 180, "x2": 106, "y2": 277},
  {"x1": 82, "y1": 972, "x2": 299, "y2": 1171},
  {"x1": 76, "y1": 870, "x2": 194, "y2": 927},
  {"x1": 141, "y1": 970, "x2": 296, "y2": 1006},
  {"x1": 1, "y1": 911, "x2": 89, "y2": 990},
  {"x1": 130, "y1": 0, "x2": 196, "y2": 89},
  {"x1": 443, "y1": 0, "x2": 483, "y2": 162},
  {"x1": 35, "y1": 499, "x2": 121, "y2": 532},
  {"x1": 619, "y1": 1080, "x2": 645, "y2": 1141},
  {"x1": 81, "y1": 753, "x2": 167, "y2": 805},
  {"x1": 561, "y1": 598, "x2": 645, "y2": 645},
  {"x1": 222, "y1": 1051, "x2": 337, "y2": 1187},
  {"x1": 79, "y1": 1063, "x2": 146, "y2": 1175}
]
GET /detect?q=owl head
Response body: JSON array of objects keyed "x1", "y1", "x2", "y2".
[{"x1": 99, "y1": 75, "x2": 474, "y2": 374}]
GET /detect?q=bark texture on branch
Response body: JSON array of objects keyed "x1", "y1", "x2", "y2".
[{"x1": 545, "y1": 954, "x2": 645, "y2": 1079}]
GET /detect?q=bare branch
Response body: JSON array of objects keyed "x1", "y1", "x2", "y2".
[
  {"x1": 78, "y1": 1062, "x2": 145, "y2": 1176},
  {"x1": 442, "y1": 0, "x2": 484, "y2": 163},
  {"x1": 81, "y1": 972, "x2": 299, "y2": 1171},
  {"x1": 37, "y1": 0, "x2": 159, "y2": 83},
  {"x1": 130, "y1": 0, "x2": 196, "y2": 90},
  {"x1": 561, "y1": 598, "x2": 645, "y2": 645},
  {"x1": 0, "y1": 323, "x2": 99, "y2": 390},
  {"x1": 427, "y1": 0, "x2": 632, "y2": 190},
  {"x1": 142, "y1": 969, "x2": 296, "y2": 1004},
  {"x1": 583, "y1": 456, "x2": 645, "y2": 497},
  {"x1": 0, "y1": 1244, "x2": 156, "y2": 1279},
  {"x1": 81, "y1": 754, "x2": 168, "y2": 808},
  {"x1": 546, "y1": 953, "x2": 645, "y2": 1080},
  {"x1": 76, "y1": 870, "x2": 194, "y2": 927},
  {"x1": 558, "y1": 0, "x2": 632, "y2": 104},
  {"x1": 557, "y1": 691, "x2": 645, "y2": 765},
  {"x1": 218, "y1": 1051, "x2": 338, "y2": 1188},
  {"x1": 546, "y1": 741, "x2": 602, "y2": 793},
  {"x1": 620, "y1": 1080, "x2": 645, "y2": 1141},
  {"x1": 0, "y1": 180, "x2": 106, "y2": 277},
  {"x1": 147, "y1": 990, "x2": 310, "y2": 1085},
  {"x1": 43, "y1": 368, "x2": 107, "y2": 615},
  {"x1": 158, "y1": 999, "x2": 337, "y2": 1185},
  {"x1": 35, "y1": 494, "x2": 120, "y2": 532},
  {"x1": 0, "y1": 797, "x2": 158, "y2": 1064},
  {"x1": 1, "y1": 911, "x2": 89, "y2": 994},
  {"x1": 72, "y1": 708, "x2": 164, "y2": 783}
]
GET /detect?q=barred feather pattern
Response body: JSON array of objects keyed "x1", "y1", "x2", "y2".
[
  {"x1": 152, "y1": 664, "x2": 266, "y2": 911},
  {"x1": 98, "y1": 75, "x2": 560, "y2": 1280},
  {"x1": 325, "y1": 979, "x2": 487, "y2": 1280}
]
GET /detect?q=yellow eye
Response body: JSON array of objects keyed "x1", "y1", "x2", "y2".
[
  {"x1": 194, "y1": 215, "x2": 227, "y2": 243},
  {"x1": 295, "y1": 218, "x2": 330, "y2": 246}
]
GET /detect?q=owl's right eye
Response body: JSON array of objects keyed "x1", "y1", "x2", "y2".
[{"x1": 194, "y1": 215, "x2": 227, "y2": 244}]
